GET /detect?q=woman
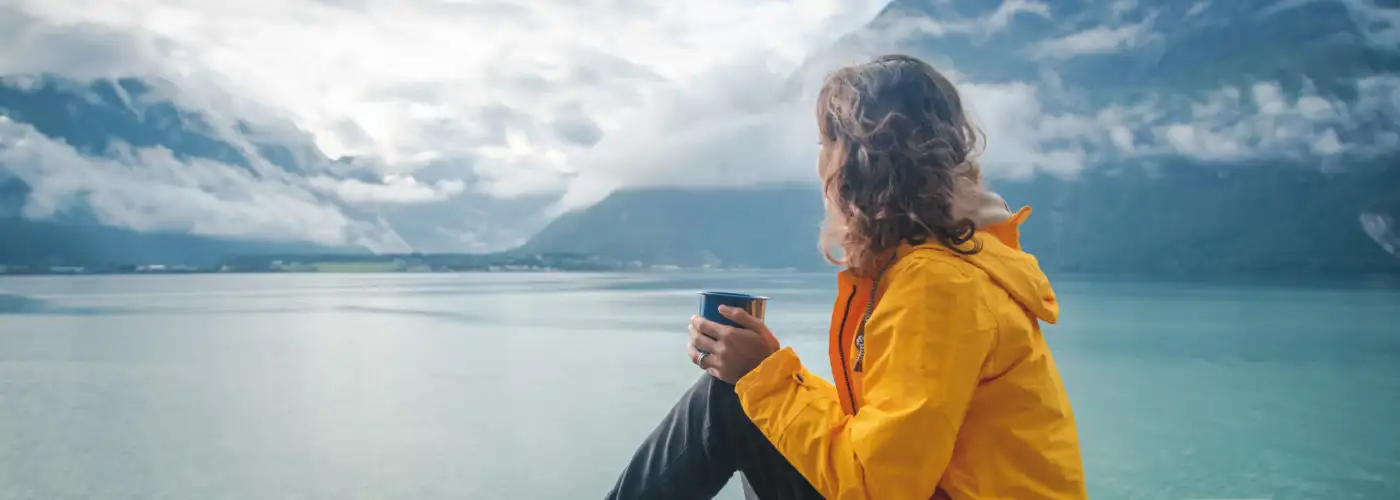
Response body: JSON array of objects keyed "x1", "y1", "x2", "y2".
[{"x1": 605, "y1": 54, "x2": 1087, "y2": 500}]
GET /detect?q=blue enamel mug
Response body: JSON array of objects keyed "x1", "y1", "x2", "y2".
[{"x1": 697, "y1": 291, "x2": 768, "y2": 327}]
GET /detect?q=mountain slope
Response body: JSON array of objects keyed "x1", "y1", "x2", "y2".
[
  {"x1": 0, "y1": 76, "x2": 366, "y2": 266},
  {"x1": 520, "y1": 186, "x2": 825, "y2": 269},
  {"x1": 0, "y1": 218, "x2": 342, "y2": 268},
  {"x1": 995, "y1": 159, "x2": 1400, "y2": 276},
  {"x1": 0, "y1": 74, "x2": 555, "y2": 265}
]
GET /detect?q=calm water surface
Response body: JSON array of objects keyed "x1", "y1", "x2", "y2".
[{"x1": 1, "y1": 272, "x2": 1398, "y2": 499}]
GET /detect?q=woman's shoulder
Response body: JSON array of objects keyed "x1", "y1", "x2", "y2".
[
  {"x1": 863, "y1": 248, "x2": 1000, "y2": 354},
  {"x1": 881, "y1": 245, "x2": 1003, "y2": 329},
  {"x1": 889, "y1": 245, "x2": 989, "y2": 285}
]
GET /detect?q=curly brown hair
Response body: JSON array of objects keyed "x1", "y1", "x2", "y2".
[{"x1": 816, "y1": 54, "x2": 985, "y2": 277}]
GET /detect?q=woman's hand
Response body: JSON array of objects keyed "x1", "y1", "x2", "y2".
[{"x1": 687, "y1": 305, "x2": 781, "y2": 384}]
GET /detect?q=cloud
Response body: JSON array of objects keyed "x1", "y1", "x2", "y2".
[
  {"x1": 0, "y1": 5, "x2": 169, "y2": 80},
  {"x1": 962, "y1": 75, "x2": 1400, "y2": 171},
  {"x1": 308, "y1": 174, "x2": 466, "y2": 205},
  {"x1": 0, "y1": 115, "x2": 410, "y2": 251},
  {"x1": 958, "y1": 82, "x2": 1093, "y2": 178},
  {"x1": 1143, "y1": 79, "x2": 1400, "y2": 161},
  {"x1": 1185, "y1": 1, "x2": 1211, "y2": 18},
  {"x1": 7, "y1": 0, "x2": 889, "y2": 190},
  {"x1": 0, "y1": 0, "x2": 895, "y2": 246},
  {"x1": 931, "y1": 71, "x2": 1400, "y2": 182},
  {"x1": 1263, "y1": 0, "x2": 1399, "y2": 51},
  {"x1": 875, "y1": 0, "x2": 1050, "y2": 39},
  {"x1": 1, "y1": 0, "x2": 899, "y2": 222},
  {"x1": 1339, "y1": 0, "x2": 1400, "y2": 51},
  {"x1": 1028, "y1": 18, "x2": 1154, "y2": 59},
  {"x1": 1361, "y1": 212, "x2": 1400, "y2": 257}
]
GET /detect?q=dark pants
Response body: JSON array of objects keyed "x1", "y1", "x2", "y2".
[{"x1": 604, "y1": 375, "x2": 824, "y2": 500}]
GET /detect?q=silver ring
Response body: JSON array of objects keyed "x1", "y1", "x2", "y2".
[{"x1": 696, "y1": 350, "x2": 711, "y2": 367}]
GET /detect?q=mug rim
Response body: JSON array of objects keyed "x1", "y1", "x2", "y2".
[{"x1": 697, "y1": 290, "x2": 769, "y2": 301}]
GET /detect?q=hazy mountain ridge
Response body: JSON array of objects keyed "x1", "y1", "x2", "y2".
[{"x1": 519, "y1": 186, "x2": 827, "y2": 269}]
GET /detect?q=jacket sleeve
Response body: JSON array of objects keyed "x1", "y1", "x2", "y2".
[{"x1": 734, "y1": 259, "x2": 997, "y2": 499}]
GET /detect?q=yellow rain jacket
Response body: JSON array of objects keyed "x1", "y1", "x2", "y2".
[{"x1": 735, "y1": 206, "x2": 1087, "y2": 499}]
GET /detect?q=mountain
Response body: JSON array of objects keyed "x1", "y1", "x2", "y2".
[
  {"x1": 995, "y1": 158, "x2": 1400, "y2": 276},
  {"x1": 519, "y1": 186, "x2": 826, "y2": 269},
  {"x1": 520, "y1": 0, "x2": 1400, "y2": 276},
  {"x1": 0, "y1": 218, "x2": 342, "y2": 268},
  {"x1": 0, "y1": 77, "x2": 359, "y2": 267},
  {"x1": 0, "y1": 76, "x2": 548, "y2": 266}
]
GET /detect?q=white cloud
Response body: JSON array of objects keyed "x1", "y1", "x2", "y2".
[
  {"x1": 5, "y1": 0, "x2": 889, "y2": 196},
  {"x1": 954, "y1": 74, "x2": 1400, "y2": 173},
  {"x1": 1267, "y1": 1, "x2": 1399, "y2": 51},
  {"x1": 876, "y1": 0, "x2": 1049, "y2": 39},
  {"x1": 0, "y1": 115, "x2": 410, "y2": 251},
  {"x1": 959, "y1": 82, "x2": 1091, "y2": 178},
  {"x1": 1185, "y1": 1, "x2": 1211, "y2": 18},
  {"x1": 983, "y1": 0, "x2": 1053, "y2": 33},
  {"x1": 1109, "y1": 125, "x2": 1137, "y2": 153},
  {"x1": 308, "y1": 174, "x2": 465, "y2": 205},
  {"x1": 2, "y1": 0, "x2": 905, "y2": 223},
  {"x1": 1361, "y1": 212, "x2": 1400, "y2": 257},
  {"x1": 1028, "y1": 21, "x2": 1152, "y2": 60},
  {"x1": 1142, "y1": 79, "x2": 1400, "y2": 161},
  {"x1": 1312, "y1": 128, "x2": 1344, "y2": 155}
]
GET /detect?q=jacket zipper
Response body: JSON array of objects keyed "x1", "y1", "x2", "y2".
[
  {"x1": 853, "y1": 258, "x2": 896, "y2": 373},
  {"x1": 835, "y1": 285, "x2": 859, "y2": 414}
]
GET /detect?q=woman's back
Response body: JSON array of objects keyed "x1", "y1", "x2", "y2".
[
  {"x1": 932, "y1": 212, "x2": 1085, "y2": 498},
  {"x1": 828, "y1": 207, "x2": 1085, "y2": 499}
]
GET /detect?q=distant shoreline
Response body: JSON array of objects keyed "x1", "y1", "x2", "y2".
[
  {"x1": 0, "y1": 257, "x2": 807, "y2": 277},
  {"x1": 0, "y1": 268, "x2": 597, "y2": 276},
  {"x1": 0, "y1": 267, "x2": 661, "y2": 276},
  {"x1": 0, "y1": 252, "x2": 635, "y2": 276},
  {"x1": 0, "y1": 268, "x2": 810, "y2": 277}
]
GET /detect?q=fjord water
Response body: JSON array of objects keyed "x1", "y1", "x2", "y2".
[{"x1": 1, "y1": 273, "x2": 1397, "y2": 500}]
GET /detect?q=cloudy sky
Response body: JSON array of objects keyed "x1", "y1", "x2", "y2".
[{"x1": 1, "y1": 0, "x2": 1397, "y2": 251}]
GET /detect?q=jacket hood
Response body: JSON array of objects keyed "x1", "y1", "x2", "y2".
[
  {"x1": 942, "y1": 180, "x2": 1060, "y2": 323},
  {"x1": 838, "y1": 179, "x2": 1060, "y2": 324}
]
